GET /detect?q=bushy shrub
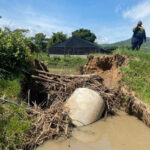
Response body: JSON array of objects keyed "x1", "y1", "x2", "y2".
[
  {"x1": 0, "y1": 28, "x2": 33, "y2": 79},
  {"x1": 51, "y1": 56, "x2": 61, "y2": 64}
]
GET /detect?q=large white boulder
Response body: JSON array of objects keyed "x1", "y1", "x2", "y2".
[{"x1": 65, "y1": 88, "x2": 105, "y2": 126}]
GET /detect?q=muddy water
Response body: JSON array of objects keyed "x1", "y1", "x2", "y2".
[{"x1": 37, "y1": 111, "x2": 150, "y2": 150}]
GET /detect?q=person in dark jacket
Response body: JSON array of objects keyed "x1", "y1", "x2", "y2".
[{"x1": 131, "y1": 21, "x2": 146, "y2": 50}]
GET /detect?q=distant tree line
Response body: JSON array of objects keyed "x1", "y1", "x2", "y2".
[{"x1": 32, "y1": 28, "x2": 97, "y2": 53}]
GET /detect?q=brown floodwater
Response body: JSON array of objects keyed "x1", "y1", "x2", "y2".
[{"x1": 37, "y1": 111, "x2": 150, "y2": 150}]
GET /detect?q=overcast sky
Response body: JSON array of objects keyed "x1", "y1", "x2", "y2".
[{"x1": 0, "y1": 0, "x2": 150, "y2": 43}]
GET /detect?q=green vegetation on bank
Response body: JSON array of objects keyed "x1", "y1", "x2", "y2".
[
  {"x1": 0, "y1": 76, "x2": 32, "y2": 150},
  {"x1": 0, "y1": 81, "x2": 33, "y2": 150},
  {"x1": 116, "y1": 49, "x2": 150, "y2": 103},
  {"x1": 0, "y1": 78, "x2": 21, "y2": 102},
  {"x1": 0, "y1": 28, "x2": 34, "y2": 150},
  {"x1": 0, "y1": 104, "x2": 32, "y2": 150}
]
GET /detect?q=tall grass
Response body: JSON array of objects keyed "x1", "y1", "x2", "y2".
[
  {"x1": 0, "y1": 79, "x2": 21, "y2": 101},
  {"x1": 0, "y1": 104, "x2": 32, "y2": 150},
  {"x1": 115, "y1": 48, "x2": 150, "y2": 61},
  {"x1": 0, "y1": 76, "x2": 33, "y2": 149}
]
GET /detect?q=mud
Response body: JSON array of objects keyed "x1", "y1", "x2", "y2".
[{"x1": 37, "y1": 111, "x2": 150, "y2": 150}]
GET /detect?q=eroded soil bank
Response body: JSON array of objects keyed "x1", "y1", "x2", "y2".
[
  {"x1": 37, "y1": 111, "x2": 150, "y2": 150},
  {"x1": 84, "y1": 54, "x2": 127, "y2": 89}
]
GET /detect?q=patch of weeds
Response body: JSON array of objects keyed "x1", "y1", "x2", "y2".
[
  {"x1": 0, "y1": 78, "x2": 21, "y2": 102},
  {"x1": 0, "y1": 104, "x2": 33, "y2": 150}
]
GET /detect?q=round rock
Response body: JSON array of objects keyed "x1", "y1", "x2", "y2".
[{"x1": 65, "y1": 88, "x2": 105, "y2": 126}]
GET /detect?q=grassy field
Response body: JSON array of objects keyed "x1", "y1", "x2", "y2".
[
  {"x1": 115, "y1": 49, "x2": 150, "y2": 103},
  {"x1": 36, "y1": 52, "x2": 88, "y2": 74}
]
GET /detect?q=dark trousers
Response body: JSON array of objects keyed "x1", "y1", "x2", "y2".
[{"x1": 131, "y1": 37, "x2": 143, "y2": 50}]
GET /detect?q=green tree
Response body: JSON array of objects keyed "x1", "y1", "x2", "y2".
[
  {"x1": 13, "y1": 29, "x2": 29, "y2": 34},
  {"x1": 47, "y1": 32, "x2": 67, "y2": 51},
  {"x1": 33, "y1": 33, "x2": 47, "y2": 52},
  {"x1": 3, "y1": 27, "x2": 11, "y2": 34},
  {"x1": 72, "y1": 28, "x2": 96, "y2": 43}
]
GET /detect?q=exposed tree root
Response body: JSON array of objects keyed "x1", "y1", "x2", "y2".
[
  {"x1": 121, "y1": 86, "x2": 150, "y2": 127},
  {"x1": 25, "y1": 101, "x2": 70, "y2": 149},
  {"x1": 126, "y1": 97, "x2": 150, "y2": 127}
]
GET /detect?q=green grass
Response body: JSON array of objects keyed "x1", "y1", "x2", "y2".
[
  {"x1": 35, "y1": 52, "x2": 88, "y2": 74},
  {"x1": 36, "y1": 52, "x2": 88, "y2": 67},
  {"x1": 0, "y1": 75, "x2": 34, "y2": 150},
  {"x1": 0, "y1": 79, "x2": 21, "y2": 102},
  {"x1": 0, "y1": 103, "x2": 32, "y2": 150},
  {"x1": 116, "y1": 49, "x2": 150, "y2": 103},
  {"x1": 115, "y1": 48, "x2": 150, "y2": 61}
]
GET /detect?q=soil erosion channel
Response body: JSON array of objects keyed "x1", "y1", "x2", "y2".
[{"x1": 37, "y1": 111, "x2": 150, "y2": 150}]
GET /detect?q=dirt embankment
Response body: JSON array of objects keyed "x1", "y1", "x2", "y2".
[{"x1": 84, "y1": 54, "x2": 127, "y2": 89}]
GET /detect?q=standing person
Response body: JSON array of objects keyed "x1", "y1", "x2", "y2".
[{"x1": 131, "y1": 21, "x2": 146, "y2": 50}]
